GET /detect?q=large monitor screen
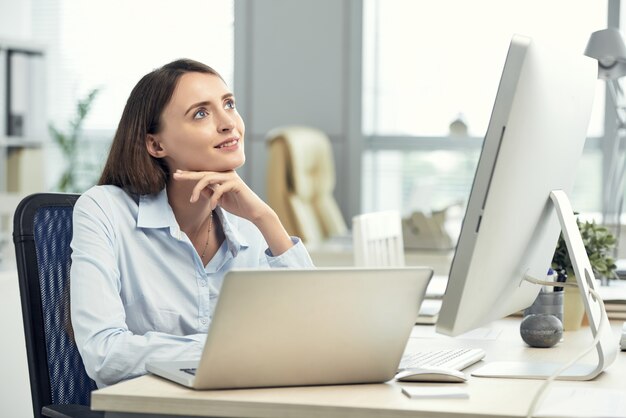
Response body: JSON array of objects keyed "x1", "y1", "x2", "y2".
[{"x1": 436, "y1": 35, "x2": 596, "y2": 337}]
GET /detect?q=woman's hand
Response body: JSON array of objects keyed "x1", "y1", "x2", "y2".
[
  {"x1": 173, "y1": 169, "x2": 269, "y2": 222},
  {"x1": 172, "y1": 169, "x2": 294, "y2": 254}
]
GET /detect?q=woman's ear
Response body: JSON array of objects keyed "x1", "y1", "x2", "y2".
[{"x1": 146, "y1": 134, "x2": 166, "y2": 158}]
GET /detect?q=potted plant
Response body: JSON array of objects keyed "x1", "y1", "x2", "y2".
[
  {"x1": 48, "y1": 88, "x2": 100, "y2": 192},
  {"x1": 551, "y1": 217, "x2": 617, "y2": 330}
]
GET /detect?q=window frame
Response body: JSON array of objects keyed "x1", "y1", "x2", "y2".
[{"x1": 359, "y1": 0, "x2": 618, "y2": 220}]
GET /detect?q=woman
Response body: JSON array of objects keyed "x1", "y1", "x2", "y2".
[{"x1": 70, "y1": 59, "x2": 314, "y2": 388}]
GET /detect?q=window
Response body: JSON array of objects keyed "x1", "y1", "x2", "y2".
[
  {"x1": 362, "y1": 0, "x2": 607, "y2": 217},
  {"x1": 30, "y1": 0, "x2": 234, "y2": 190}
]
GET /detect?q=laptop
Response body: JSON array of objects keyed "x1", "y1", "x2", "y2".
[{"x1": 146, "y1": 266, "x2": 433, "y2": 389}]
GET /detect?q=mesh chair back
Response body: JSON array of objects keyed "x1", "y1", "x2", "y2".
[{"x1": 13, "y1": 193, "x2": 97, "y2": 417}]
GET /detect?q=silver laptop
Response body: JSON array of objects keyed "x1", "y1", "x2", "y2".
[{"x1": 146, "y1": 266, "x2": 433, "y2": 389}]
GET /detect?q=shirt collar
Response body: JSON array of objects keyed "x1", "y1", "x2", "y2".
[
  {"x1": 137, "y1": 189, "x2": 175, "y2": 229},
  {"x1": 136, "y1": 188, "x2": 249, "y2": 255},
  {"x1": 215, "y1": 207, "x2": 250, "y2": 256}
]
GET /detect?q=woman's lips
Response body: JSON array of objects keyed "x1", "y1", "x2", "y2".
[{"x1": 215, "y1": 138, "x2": 239, "y2": 149}]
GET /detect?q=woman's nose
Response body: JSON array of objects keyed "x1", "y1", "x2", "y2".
[{"x1": 217, "y1": 111, "x2": 235, "y2": 132}]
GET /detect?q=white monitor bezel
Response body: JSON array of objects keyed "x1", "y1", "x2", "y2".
[{"x1": 436, "y1": 35, "x2": 596, "y2": 336}]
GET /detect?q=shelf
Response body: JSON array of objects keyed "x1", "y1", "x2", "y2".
[
  {"x1": 0, "y1": 38, "x2": 46, "y2": 55},
  {"x1": 0, "y1": 39, "x2": 46, "y2": 193},
  {"x1": 0, "y1": 136, "x2": 43, "y2": 149}
]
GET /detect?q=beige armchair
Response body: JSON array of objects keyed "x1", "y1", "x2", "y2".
[{"x1": 266, "y1": 126, "x2": 347, "y2": 244}]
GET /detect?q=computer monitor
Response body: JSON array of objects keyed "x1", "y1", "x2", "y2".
[{"x1": 435, "y1": 35, "x2": 618, "y2": 380}]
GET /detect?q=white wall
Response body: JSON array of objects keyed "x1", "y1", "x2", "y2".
[
  {"x1": 0, "y1": 0, "x2": 32, "y2": 39},
  {"x1": 0, "y1": 4, "x2": 36, "y2": 417},
  {"x1": 235, "y1": 0, "x2": 363, "y2": 220}
]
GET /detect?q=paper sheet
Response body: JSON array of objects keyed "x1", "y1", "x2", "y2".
[{"x1": 401, "y1": 386, "x2": 469, "y2": 399}]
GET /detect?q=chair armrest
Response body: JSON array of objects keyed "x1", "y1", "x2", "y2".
[{"x1": 42, "y1": 404, "x2": 104, "y2": 418}]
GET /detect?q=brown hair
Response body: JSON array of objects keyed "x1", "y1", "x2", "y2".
[{"x1": 98, "y1": 59, "x2": 221, "y2": 195}]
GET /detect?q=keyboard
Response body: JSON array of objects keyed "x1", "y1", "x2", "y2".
[
  {"x1": 180, "y1": 347, "x2": 486, "y2": 377},
  {"x1": 399, "y1": 347, "x2": 486, "y2": 371}
]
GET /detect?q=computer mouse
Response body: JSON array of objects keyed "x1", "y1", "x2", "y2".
[{"x1": 395, "y1": 367, "x2": 467, "y2": 383}]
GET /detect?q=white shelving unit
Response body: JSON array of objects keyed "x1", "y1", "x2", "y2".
[{"x1": 0, "y1": 38, "x2": 46, "y2": 193}]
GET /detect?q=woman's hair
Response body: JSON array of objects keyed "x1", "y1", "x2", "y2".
[{"x1": 98, "y1": 59, "x2": 221, "y2": 195}]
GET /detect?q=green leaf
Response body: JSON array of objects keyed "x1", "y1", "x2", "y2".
[
  {"x1": 552, "y1": 217, "x2": 619, "y2": 280},
  {"x1": 52, "y1": 87, "x2": 101, "y2": 192}
]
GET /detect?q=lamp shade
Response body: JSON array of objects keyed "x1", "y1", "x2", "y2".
[{"x1": 584, "y1": 28, "x2": 626, "y2": 79}]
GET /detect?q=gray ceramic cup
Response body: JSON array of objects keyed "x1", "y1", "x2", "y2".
[{"x1": 524, "y1": 289, "x2": 563, "y2": 324}]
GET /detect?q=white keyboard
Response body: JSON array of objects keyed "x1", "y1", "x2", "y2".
[{"x1": 399, "y1": 348, "x2": 486, "y2": 371}]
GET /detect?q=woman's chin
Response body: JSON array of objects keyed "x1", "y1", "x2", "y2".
[
  {"x1": 228, "y1": 155, "x2": 246, "y2": 171},
  {"x1": 215, "y1": 157, "x2": 246, "y2": 172},
  {"x1": 191, "y1": 154, "x2": 245, "y2": 173}
]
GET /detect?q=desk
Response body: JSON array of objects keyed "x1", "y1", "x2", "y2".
[
  {"x1": 91, "y1": 318, "x2": 626, "y2": 418},
  {"x1": 307, "y1": 239, "x2": 454, "y2": 276}
]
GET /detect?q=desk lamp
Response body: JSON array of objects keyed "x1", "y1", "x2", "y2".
[{"x1": 584, "y1": 28, "x2": 626, "y2": 258}]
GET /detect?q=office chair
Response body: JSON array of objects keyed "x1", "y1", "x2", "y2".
[
  {"x1": 266, "y1": 125, "x2": 347, "y2": 244},
  {"x1": 13, "y1": 193, "x2": 102, "y2": 418},
  {"x1": 352, "y1": 210, "x2": 405, "y2": 267}
]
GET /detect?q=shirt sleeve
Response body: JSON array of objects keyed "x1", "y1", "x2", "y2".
[
  {"x1": 264, "y1": 237, "x2": 315, "y2": 268},
  {"x1": 69, "y1": 191, "x2": 205, "y2": 388}
]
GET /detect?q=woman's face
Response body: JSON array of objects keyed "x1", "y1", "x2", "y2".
[{"x1": 148, "y1": 72, "x2": 245, "y2": 173}]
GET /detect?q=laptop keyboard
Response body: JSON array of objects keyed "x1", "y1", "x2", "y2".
[
  {"x1": 398, "y1": 347, "x2": 486, "y2": 371},
  {"x1": 179, "y1": 348, "x2": 485, "y2": 376}
]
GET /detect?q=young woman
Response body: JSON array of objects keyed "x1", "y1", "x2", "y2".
[{"x1": 70, "y1": 59, "x2": 313, "y2": 388}]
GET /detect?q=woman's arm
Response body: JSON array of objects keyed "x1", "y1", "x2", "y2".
[{"x1": 70, "y1": 191, "x2": 206, "y2": 387}]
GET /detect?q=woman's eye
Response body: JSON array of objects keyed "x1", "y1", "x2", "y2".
[
  {"x1": 224, "y1": 99, "x2": 236, "y2": 110},
  {"x1": 193, "y1": 108, "x2": 208, "y2": 119}
]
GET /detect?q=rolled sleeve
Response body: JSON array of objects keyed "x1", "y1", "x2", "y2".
[{"x1": 265, "y1": 237, "x2": 315, "y2": 268}]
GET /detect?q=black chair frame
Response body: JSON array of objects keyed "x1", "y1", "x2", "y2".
[{"x1": 13, "y1": 193, "x2": 102, "y2": 418}]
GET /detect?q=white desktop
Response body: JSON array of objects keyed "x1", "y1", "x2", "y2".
[{"x1": 435, "y1": 34, "x2": 617, "y2": 381}]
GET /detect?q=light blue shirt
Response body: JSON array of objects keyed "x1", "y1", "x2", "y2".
[{"x1": 70, "y1": 185, "x2": 314, "y2": 388}]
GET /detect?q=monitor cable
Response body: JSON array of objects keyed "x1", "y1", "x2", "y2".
[{"x1": 522, "y1": 275, "x2": 607, "y2": 418}]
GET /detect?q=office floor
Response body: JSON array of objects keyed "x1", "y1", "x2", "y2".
[{"x1": 1, "y1": 268, "x2": 34, "y2": 418}]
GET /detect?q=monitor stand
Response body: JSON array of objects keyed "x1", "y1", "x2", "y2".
[{"x1": 472, "y1": 190, "x2": 619, "y2": 381}]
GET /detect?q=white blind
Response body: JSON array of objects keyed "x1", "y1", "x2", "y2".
[
  {"x1": 361, "y1": 0, "x2": 607, "y2": 216},
  {"x1": 363, "y1": 0, "x2": 607, "y2": 137}
]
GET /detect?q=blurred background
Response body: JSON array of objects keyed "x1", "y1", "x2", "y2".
[{"x1": 0, "y1": 0, "x2": 622, "y2": 260}]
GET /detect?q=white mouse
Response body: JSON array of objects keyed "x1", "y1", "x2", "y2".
[{"x1": 395, "y1": 367, "x2": 467, "y2": 383}]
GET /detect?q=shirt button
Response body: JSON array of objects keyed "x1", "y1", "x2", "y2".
[
  {"x1": 200, "y1": 318, "x2": 208, "y2": 325},
  {"x1": 200, "y1": 280, "x2": 207, "y2": 287}
]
